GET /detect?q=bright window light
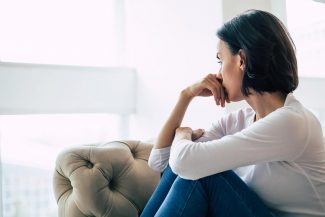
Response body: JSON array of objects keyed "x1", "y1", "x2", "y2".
[
  {"x1": 0, "y1": 0, "x2": 118, "y2": 66},
  {"x1": 0, "y1": 1, "x2": 126, "y2": 216},
  {"x1": 286, "y1": 0, "x2": 325, "y2": 77},
  {"x1": 0, "y1": 114, "x2": 121, "y2": 169},
  {"x1": 0, "y1": 114, "x2": 121, "y2": 217}
]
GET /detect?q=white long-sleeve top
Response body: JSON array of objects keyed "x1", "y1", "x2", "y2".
[{"x1": 148, "y1": 93, "x2": 325, "y2": 217}]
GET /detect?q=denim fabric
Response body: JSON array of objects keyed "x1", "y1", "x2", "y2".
[{"x1": 140, "y1": 165, "x2": 275, "y2": 217}]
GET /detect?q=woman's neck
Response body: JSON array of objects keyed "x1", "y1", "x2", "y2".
[{"x1": 245, "y1": 91, "x2": 286, "y2": 121}]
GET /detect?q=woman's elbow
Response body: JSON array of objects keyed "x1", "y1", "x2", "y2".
[{"x1": 148, "y1": 157, "x2": 166, "y2": 173}]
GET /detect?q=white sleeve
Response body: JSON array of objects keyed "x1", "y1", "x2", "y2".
[
  {"x1": 148, "y1": 146, "x2": 171, "y2": 172},
  {"x1": 194, "y1": 107, "x2": 253, "y2": 143},
  {"x1": 169, "y1": 108, "x2": 306, "y2": 180},
  {"x1": 193, "y1": 121, "x2": 226, "y2": 143},
  {"x1": 147, "y1": 117, "x2": 227, "y2": 172}
]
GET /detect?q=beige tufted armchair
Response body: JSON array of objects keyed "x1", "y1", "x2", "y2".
[{"x1": 53, "y1": 140, "x2": 160, "y2": 217}]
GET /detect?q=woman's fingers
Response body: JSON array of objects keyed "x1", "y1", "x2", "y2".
[
  {"x1": 175, "y1": 127, "x2": 204, "y2": 141},
  {"x1": 220, "y1": 87, "x2": 226, "y2": 107},
  {"x1": 185, "y1": 73, "x2": 228, "y2": 107},
  {"x1": 215, "y1": 74, "x2": 227, "y2": 106},
  {"x1": 204, "y1": 79, "x2": 220, "y2": 105},
  {"x1": 192, "y1": 128, "x2": 205, "y2": 140},
  {"x1": 204, "y1": 74, "x2": 227, "y2": 107}
]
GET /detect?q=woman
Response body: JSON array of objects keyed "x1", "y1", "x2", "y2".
[{"x1": 141, "y1": 9, "x2": 325, "y2": 217}]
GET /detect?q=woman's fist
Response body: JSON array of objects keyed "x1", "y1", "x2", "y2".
[{"x1": 173, "y1": 127, "x2": 205, "y2": 142}]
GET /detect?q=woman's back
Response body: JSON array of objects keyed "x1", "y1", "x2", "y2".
[{"x1": 235, "y1": 94, "x2": 325, "y2": 217}]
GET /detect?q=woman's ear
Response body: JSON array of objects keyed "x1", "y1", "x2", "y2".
[{"x1": 238, "y1": 49, "x2": 246, "y2": 71}]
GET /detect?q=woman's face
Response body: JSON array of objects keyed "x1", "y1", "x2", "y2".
[{"x1": 217, "y1": 40, "x2": 245, "y2": 102}]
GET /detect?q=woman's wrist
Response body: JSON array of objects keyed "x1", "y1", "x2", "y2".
[{"x1": 180, "y1": 88, "x2": 194, "y2": 101}]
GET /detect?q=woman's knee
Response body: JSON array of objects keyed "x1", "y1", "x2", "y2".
[
  {"x1": 169, "y1": 170, "x2": 235, "y2": 191},
  {"x1": 198, "y1": 170, "x2": 239, "y2": 183},
  {"x1": 197, "y1": 170, "x2": 243, "y2": 195}
]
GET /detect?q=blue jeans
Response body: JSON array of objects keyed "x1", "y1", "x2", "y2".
[{"x1": 140, "y1": 165, "x2": 275, "y2": 217}]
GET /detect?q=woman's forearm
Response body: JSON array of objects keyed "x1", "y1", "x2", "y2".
[
  {"x1": 154, "y1": 90, "x2": 194, "y2": 149},
  {"x1": 154, "y1": 73, "x2": 226, "y2": 149}
]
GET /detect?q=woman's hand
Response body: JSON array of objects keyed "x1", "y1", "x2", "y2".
[
  {"x1": 173, "y1": 127, "x2": 205, "y2": 143},
  {"x1": 154, "y1": 74, "x2": 226, "y2": 149},
  {"x1": 183, "y1": 73, "x2": 229, "y2": 107}
]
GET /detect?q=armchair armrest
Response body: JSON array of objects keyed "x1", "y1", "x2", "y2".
[{"x1": 53, "y1": 140, "x2": 160, "y2": 217}]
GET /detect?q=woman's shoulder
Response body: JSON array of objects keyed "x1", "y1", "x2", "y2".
[
  {"x1": 257, "y1": 93, "x2": 322, "y2": 143},
  {"x1": 280, "y1": 93, "x2": 324, "y2": 160},
  {"x1": 280, "y1": 93, "x2": 319, "y2": 124}
]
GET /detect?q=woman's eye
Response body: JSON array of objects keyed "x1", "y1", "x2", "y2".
[{"x1": 217, "y1": 61, "x2": 222, "y2": 64}]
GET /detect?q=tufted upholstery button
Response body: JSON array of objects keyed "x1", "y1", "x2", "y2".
[
  {"x1": 85, "y1": 160, "x2": 93, "y2": 169},
  {"x1": 53, "y1": 140, "x2": 160, "y2": 217}
]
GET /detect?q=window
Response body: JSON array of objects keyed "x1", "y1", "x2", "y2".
[
  {"x1": 0, "y1": 0, "x2": 122, "y2": 67},
  {"x1": 0, "y1": 114, "x2": 123, "y2": 217},
  {"x1": 0, "y1": 61, "x2": 135, "y2": 217},
  {"x1": 0, "y1": 1, "x2": 128, "y2": 216}
]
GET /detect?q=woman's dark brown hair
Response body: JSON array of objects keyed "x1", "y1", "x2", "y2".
[{"x1": 217, "y1": 9, "x2": 298, "y2": 97}]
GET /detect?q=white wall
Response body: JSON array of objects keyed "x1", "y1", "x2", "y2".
[
  {"x1": 125, "y1": 0, "x2": 225, "y2": 139},
  {"x1": 125, "y1": 0, "x2": 288, "y2": 140},
  {"x1": 222, "y1": 0, "x2": 286, "y2": 23}
]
